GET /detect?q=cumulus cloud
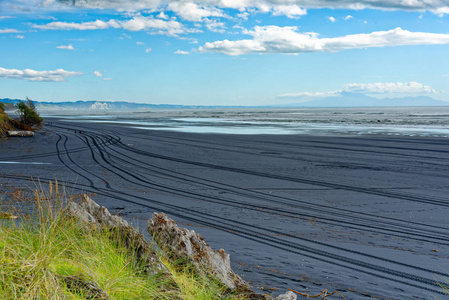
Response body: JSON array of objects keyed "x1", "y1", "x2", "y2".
[
  {"x1": 174, "y1": 50, "x2": 189, "y2": 54},
  {"x1": 34, "y1": 19, "x2": 120, "y2": 30},
  {"x1": 271, "y1": 4, "x2": 307, "y2": 18},
  {"x1": 93, "y1": 70, "x2": 103, "y2": 77},
  {"x1": 15, "y1": 35, "x2": 25, "y2": 39},
  {"x1": 344, "y1": 15, "x2": 353, "y2": 20},
  {"x1": 33, "y1": 15, "x2": 195, "y2": 36},
  {"x1": 343, "y1": 82, "x2": 436, "y2": 94},
  {"x1": 167, "y1": 2, "x2": 227, "y2": 22},
  {"x1": 328, "y1": 16, "x2": 336, "y2": 22},
  {"x1": 45, "y1": 0, "x2": 449, "y2": 17},
  {"x1": 157, "y1": 12, "x2": 169, "y2": 20},
  {"x1": 145, "y1": 47, "x2": 152, "y2": 52},
  {"x1": 0, "y1": 67, "x2": 82, "y2": 82},
  {"x1": 198, "y1": 26, "x2": 449, "y2": 55},
  {"x1": 56, "y1": 44, "x2": 75, "y2": 50},
  {"x1": 0, "y1": 28, "x2": 21, "y2": 33},
  {"x1": 205, "y1": 19, "x2": 226, "y2": 33}
]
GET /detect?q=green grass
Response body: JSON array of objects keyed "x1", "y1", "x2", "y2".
[
  {"x1": 0, "y1": 183, "x2": 242, "y2": 300},
  {"x1": 0, "y1": 106, "x2": 12, "y2": 138}
]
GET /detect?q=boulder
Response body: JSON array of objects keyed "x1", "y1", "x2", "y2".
[{"x1": 148, "y1": 212, "x2": 259, "y2": 296}]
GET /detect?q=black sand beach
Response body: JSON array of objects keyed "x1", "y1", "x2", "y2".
[{"x1": 1, "y1": 117, "x2": 448, "y2": 299}]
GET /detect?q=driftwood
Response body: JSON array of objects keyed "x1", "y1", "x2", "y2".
[
  {"x1": 276, "y1": 291, "x2": 297, "y2": 300},
  {"x1": 6, "y1": 130, "x2": 34, "y2": 137}
]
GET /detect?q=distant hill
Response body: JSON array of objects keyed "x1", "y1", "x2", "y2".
[
  {"x1": 276, "y1": 92, "x2": 449, "y2": 107},
  {"x1": 2, "y1": 94, "x2": 449, "y2": 110},
  {"x1": 0, "y1": 99, "x2": 215, "y2": 111}
]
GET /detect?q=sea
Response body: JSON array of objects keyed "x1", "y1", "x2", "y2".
[{"x1": 44, "y1": 106, "x2": 449, "y2": 137}]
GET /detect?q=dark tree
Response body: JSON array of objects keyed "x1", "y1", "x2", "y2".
[{"x1": 15, "y1": 99, "x2": 43, "y2": 130}]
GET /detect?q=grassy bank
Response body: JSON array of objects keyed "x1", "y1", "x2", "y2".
[
  {"x1": 0, "y1": 185, "x2": 242, "y2": 300},
  {"x1": 0, "y1": 103, "x2": 12, "y2": 138}
]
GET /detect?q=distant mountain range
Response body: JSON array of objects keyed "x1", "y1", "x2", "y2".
[
  {"x1": 0, "y1": 99, "x2": 213, "y2": 111},
  {"x1": 275, "y1": 92, "x2": 449, "y2": 107},
  {"x1": 1, "y1": 93, "x2": 448, "y2": 111}
]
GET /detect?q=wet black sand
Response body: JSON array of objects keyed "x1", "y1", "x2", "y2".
[{"x1": 1, "y1": 117, "x2": 449, "y2": 299}]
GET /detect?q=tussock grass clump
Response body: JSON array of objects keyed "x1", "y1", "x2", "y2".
[{"x1": 0, "y1": 182, "x2": 240, "y2": 300}]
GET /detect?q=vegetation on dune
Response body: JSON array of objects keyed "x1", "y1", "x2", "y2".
[
  {"x1": 0, "y1": 102, "x2": 12, "y2": 138},
  {"x1": 14, "y1": 98, "x2": 43, "y2": 130},
  {"x1": 0, "y1": 183, "x2": 244, "y2": 300},
  {"x1": 0, "y1": 98, "x2": 44, "y2": 138}
]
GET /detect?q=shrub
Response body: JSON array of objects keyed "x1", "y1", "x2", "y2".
[
  {"x1": 15, "y1": 98, "x2": 43, "y2": 130},
  {"x1": 9, "y1": 119, "x2": 33, "y2": 131}
]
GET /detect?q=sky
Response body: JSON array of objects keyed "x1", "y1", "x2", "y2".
[{"x1": 1, "y1": 0, "x2": 449, "y2": 106}]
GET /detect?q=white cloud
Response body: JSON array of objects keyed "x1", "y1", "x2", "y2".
[
  {"x1": 0, "y1": 16, "x2": 15, "y2": 20},
  {"x1": 34, "y1": 19, "x2": 120, "y2": 30},
  {"x1": 198, "y1": 26, "x2": 449, "y2": 55},
  {"x1": 157, "y1": 12, "x2": 169, "y2": 20},
  {"x1": 280, "y1": 81, "x2": 437, "y2": 99},
  {"x1": 0, "y1": 28, "x2": 21, "y2": 33},
  {"x1": 344, "y1": 15, "x2": 353, "y2": 20},
  {"x1": 136, "y1": 41, "x2": 144, "y2": 45},
  {"x1": 174, "y1": 50, "x2": 189, "y2": 54},
  {"x1": 103, "y1": 78, "x2": 113, "y2": 81},
  {"x1": 33, "y1": 15, "x2": 195, "y2": 36},
  {"x1": 279, "y1": 91, "x2": 340, "y2": 98},
  {"x1": 15, "y1": 35, "x2": 25, "y2": 39},
  {"x1": 0, "y1": 67, "x2": 82, "y2": 82},
  {"x1": 56, "y1": 44, "x2": 75, "y2": 50},
  {"x1": 343, "y1": 82, "x2": 436, "y2": 94},
  {"x1": 328, "y1": 16, "x2": 336, "y2": 22},
  {"x1": 167, "y1": 2, "x2": 227, "y2": 22},
  {"x1": 118, "y1": 33, "x2": 131, "y2": 39},
  {"x1": 237, "y1": 12, "x2": 250, "y2": 20},
  {"x1": 271, "y1": 4, "x2": 307, "y2": 18},
  {"x1": 93, "y1": 70, "x2": 103, "y2": 77},
  {"x1": 145, "y1": 47, "x2": 152, "y2": 52},
  {"x1": 43, "y1": 0, "x2": 449, "y2": 17},
  {"x1": 204, "y1": 19, "x2": 226, "y2": 33}
]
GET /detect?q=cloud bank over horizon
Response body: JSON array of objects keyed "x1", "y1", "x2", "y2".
[
  {"x1": 0, "y1": 0, "x2": 448, "y2": 105},
  {"x1": 279, "y1": 82, "x2": 438, "y2": 99}
]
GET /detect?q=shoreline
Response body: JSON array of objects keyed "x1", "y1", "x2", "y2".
[{"x1": 1, "y1": 117, "x2": 449, "y2": 299}]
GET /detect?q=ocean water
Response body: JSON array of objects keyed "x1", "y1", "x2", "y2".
[{"x1": 50, "y1": 106, "x2": 449, "y2": 137}]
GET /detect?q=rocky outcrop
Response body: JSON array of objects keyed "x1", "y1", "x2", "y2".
[
  {"x1": 68, "y1": 196, "x2": 294, "y2": 300},
  {"x1": 6, "y1": 130, "x2": 34, "y2": 137},
  {"x1": 67, "y1": 195, "x2": 168, "y2": 278},
  {"x1": 148, "y1": 212, "x2": 261, "y2": 297}
]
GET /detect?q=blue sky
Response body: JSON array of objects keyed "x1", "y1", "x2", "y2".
[{"x1": 1, "y1": 0, "x2": 449, "y2": 106}]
